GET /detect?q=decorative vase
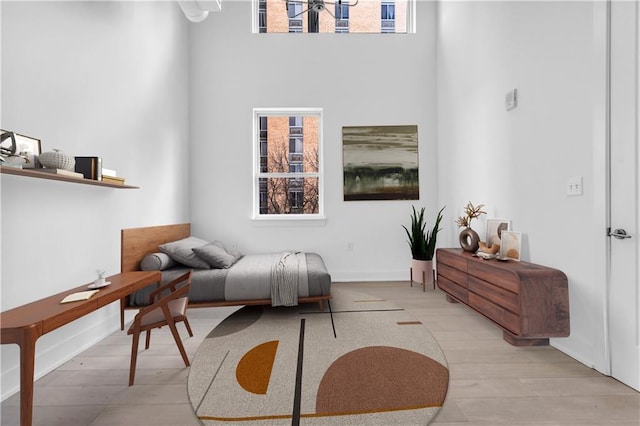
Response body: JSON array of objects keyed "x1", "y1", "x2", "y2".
[
  {"x1": 410, "y1": 258, "x2": 434, "y2": 290},
  {"x1": 459, "y1": 227, "x2": 480, "y2": 252},
  {"x1": 39, "y1": 149, "x2": 75, "y2": 171}
]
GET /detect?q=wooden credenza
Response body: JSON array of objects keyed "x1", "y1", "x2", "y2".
[{"x1": 436, "y1": 248, "x2": 570, "y2": 346}]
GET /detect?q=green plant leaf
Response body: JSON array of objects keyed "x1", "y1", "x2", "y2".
[{"x1": 402, "y1": 205, "x2": 445, "y2": 261}]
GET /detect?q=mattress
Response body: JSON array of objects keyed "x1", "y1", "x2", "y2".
[{"x1": 127, "y1": 252, "x2": 331, "y2": 307}]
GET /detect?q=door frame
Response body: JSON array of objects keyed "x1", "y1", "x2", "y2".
[
  {"x1": 591, "y1": 0, "x2": 612, "y2": 377},
  {"x1": 601, "y1": 0, "x2": 640, "y2": 385}
]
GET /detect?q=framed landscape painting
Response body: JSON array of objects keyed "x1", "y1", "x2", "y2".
[{"x1": 342, "y1": 125, "x2": 419, "y2": 201}]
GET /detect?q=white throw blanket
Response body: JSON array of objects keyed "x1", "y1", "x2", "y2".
[{"x1": 271, "y1": 252, "x2": 308, "y2": 306}]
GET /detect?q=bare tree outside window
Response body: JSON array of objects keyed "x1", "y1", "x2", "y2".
[{"x1": 255, "y1": 110, "x2": 322, "y2": 217}]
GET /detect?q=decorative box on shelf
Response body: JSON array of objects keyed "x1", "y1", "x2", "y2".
[{"x1": 75, "y1": 156, "x2": 102, "y2": 180}]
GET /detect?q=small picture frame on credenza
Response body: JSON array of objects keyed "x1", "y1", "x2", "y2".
[
  {"x1": 486, "y1": 218, "x2": 510, "y2": 249},
  {"x1": 500, "y1": 231, "x2": 522, "y2": 261}
]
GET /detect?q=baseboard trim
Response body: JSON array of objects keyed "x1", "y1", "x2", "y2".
[
  {"x1": 551, "y1": 340, "x2": 598, "y2": 372},
  {"x1": 331, "y1": 270, "x2": 409, "y2": 282}
]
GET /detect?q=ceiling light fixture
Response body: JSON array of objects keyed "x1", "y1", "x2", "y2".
[{"x1": 177, "y1": 0, "x2": 221, "y2": 23}]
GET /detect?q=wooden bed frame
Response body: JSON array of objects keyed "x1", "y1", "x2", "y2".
[{"x1": 120, "y1": 223, "x2": 331, "y2": 328}]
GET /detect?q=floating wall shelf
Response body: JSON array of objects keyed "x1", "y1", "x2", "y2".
[{"x1": 0, "y1": 166, "x2": 139, "y2": 189}]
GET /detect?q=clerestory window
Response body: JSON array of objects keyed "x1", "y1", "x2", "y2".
[{"x1": 253, "y1": 0, "x2": 414, "y2": 34}]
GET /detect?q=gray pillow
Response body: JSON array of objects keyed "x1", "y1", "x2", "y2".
[
  {"x1": 193, "y1": 243, "x2": 239, "y2": 269},
  {"x1": 212, "y1": 240, "x2": 243, "y2": 263},
  {"x1": 140, "y1": 252, "x2": 177, "y2": 271},
  {"x1": 158, "y1": 236, "x2": 211, "y2": 269}
]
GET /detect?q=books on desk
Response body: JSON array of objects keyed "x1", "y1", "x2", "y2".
[{"x1": 60, "y1": 290, "x2": 100, "y2": 304}]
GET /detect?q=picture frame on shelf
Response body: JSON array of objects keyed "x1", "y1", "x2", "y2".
[
  {"x1": 0, "y1": 130, "x2": 16, "y2": 154},
  {"x1": 1, "y1": 129, "x2": 42, "y2": 168},
  {"x1": 500, "y1": 230, "x2": 522, "y2": 261},
  {"x1": 15, "y1": 133, "x2": 42, "y2": 168},
  {"x1": 486, "y1": 219, "x2": 510, "y2": 248}
]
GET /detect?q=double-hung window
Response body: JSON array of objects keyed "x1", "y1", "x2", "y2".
[{"x1": 253, "y1": 108, "x2": 323, "y2": 220}]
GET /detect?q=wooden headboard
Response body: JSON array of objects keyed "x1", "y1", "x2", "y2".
[{"x1": 121, "y1": 223, "x2": 191, "y2": 272}]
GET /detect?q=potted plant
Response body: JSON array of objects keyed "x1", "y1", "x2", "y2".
[{"x1": 402, "y1": 205, "x2": 445, "y2": 290}]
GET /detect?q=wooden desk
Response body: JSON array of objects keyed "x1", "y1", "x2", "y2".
[{"x1": 0, "y1": 271, "x2": 160, "y2": 426}]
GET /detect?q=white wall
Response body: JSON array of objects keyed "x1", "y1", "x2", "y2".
[
  {"x1": 437, "y1": 1, "x2": 608, "y2": 371},
  {"x1": 0, "y1": 0, "x2": 615, "y2": 402},
  {"x1": 188, "y1": 1, "x2": 439, "y2": 281},
  {"x1": 0, "y1": 1, "x2": 190, "y2": 399}
]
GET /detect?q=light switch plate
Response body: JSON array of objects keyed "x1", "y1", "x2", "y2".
[
  {"x1": 505, "y1": 89, "x2": 518, "y2": 111},
  {"x1": 567, "y1": 176, "x2": 583, "y2": 196}
]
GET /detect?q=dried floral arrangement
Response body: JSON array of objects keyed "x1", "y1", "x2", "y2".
[{"x1": 456, "y1": 201, "x2": 486, "y2": 228}]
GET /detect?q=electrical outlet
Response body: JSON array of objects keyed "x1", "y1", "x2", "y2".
[{"x1": 567, "y1": 176, "x2": 583, "y2": 196}]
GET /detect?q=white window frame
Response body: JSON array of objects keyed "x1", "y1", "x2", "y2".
[{"x1": 252, "y1": 107, "x2": 325, "y2": 223}]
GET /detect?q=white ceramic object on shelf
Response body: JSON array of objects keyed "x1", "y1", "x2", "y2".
[
  {"x1": 88, "y1": 281, "x2": 111, "y2": 289},
  {"x1": 40, "y1": 149, "x2": 75, "y2": 171}
]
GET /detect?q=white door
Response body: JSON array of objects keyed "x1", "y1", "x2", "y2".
[{"x1": 608, "y1": 0, "x2": 639, "y2": 391}]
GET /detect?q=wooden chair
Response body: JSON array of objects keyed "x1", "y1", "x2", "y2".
[{"x1": 127, "y1": 271, "x2": 193, "y2": 386}]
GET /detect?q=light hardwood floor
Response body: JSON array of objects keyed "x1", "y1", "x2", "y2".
[{"x1": 1, "y1": 281, "x2": 638, "y2": 425}]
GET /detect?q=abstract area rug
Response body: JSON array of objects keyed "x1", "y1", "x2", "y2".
[{"x1": 188, "y1": 286, "x2": 449, "y2": 425}]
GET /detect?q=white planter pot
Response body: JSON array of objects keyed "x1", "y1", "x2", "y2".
[{"x1": 410, "y1": 259, "x2": 434, "y2": 291}]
